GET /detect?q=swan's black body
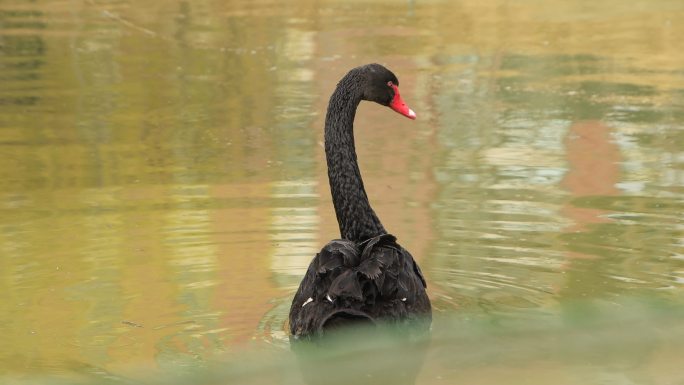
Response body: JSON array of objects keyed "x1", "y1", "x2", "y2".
[{"x1": 289, "y1": 64, "x2": 431, "y2": 340}]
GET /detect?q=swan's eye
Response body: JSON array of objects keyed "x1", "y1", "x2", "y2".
[{"x1": 387, "y1": 81, "x2": 393, "y2": 87}]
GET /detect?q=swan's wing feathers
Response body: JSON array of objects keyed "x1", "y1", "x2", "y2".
[
  {"x1": 360, "y1": 233, "x2": 397, "y2": 260},
  {"x1": 316, "y1": 239, "x2": 359, "y2": 273},
  {"x1": 324, "y1": 239, "x2": 358, "y2": 254},
  {"x1": 288, "y1": 263, "x2": 319, "y2": 335},
  {"x1": 358, "y1": 245, "x2": 398, "y2": 280},
  {"x1": 413, "y1": 259, "x2": 427, "y2": 288},
  {"x1": 356, "y1": 235, "x2": 427, "y2": 301},
  {"x1": 402, "y1": 248, "x2": 428, "y2": 289},
  {"x1": 315, "y1": 250, "x2": 342, "y2": 274},
  {"x1": 376, "y1": 233, "x2": 398, "y2": 246},
  {"x1": 360, "y1": 237, "x2": 381, "y2": 261},
  {"x1": 379, "y1": 269, "x2": 399, "y2": 297},
  {"x1": 338, "y1": 240, "x2": 360, "y2": 266},
  {"x1": 328, "y1": 270, "x2": 363, "y2": 301},
  {"x1": 358, "y1": 258, "x2": 382, "y2": 280},
  {"x1": 363, "y1": 243, "x2": 427, "y2": 300},
  {"x1": 397, "y1": 270, "x2": 411, "y2": 294}
]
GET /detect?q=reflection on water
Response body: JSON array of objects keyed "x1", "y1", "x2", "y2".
[{"x1": 1, "y1": 0, "x2": 683, "y2": 382}]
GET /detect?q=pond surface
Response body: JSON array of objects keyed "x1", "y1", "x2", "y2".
[{"x1": 1, "y1": 0, "x2": 683, "y2": 383}]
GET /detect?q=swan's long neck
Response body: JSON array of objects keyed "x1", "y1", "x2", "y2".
[{"x1": 324, "y1": 76, "x2": 386, "y2": 242}]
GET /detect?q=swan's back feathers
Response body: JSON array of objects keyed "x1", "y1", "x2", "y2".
[
  {"x1": 329, "y1": 269, "x2": 363, "y2": 301},
  {"x1": 289, "y1": 234, "x2": 430, "y2": 339},
  {"x1": 315, "y1": 239, "x2": 359, "y2": 274}
]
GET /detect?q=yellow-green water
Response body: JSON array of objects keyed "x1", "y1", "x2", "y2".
[{"x1": 1, "y1": 0, "x2": 683, "y2": 383}]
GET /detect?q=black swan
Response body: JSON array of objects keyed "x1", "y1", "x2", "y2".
[{"x1": 288, "y1": 63, "x2": 432, "y2": 341}]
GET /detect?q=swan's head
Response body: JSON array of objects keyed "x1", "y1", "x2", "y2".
[{"x1": 359, "y1": 63, "x2": 416, "y2": 120}]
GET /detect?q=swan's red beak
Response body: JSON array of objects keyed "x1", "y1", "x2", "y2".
[{"x1": 388, "y1": 84, "x2": 416, "y2": 120}]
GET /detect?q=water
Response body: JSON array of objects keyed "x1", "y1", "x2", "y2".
[{"x1": 1, "y1": 0, "x2": 683, "y2": 383}]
